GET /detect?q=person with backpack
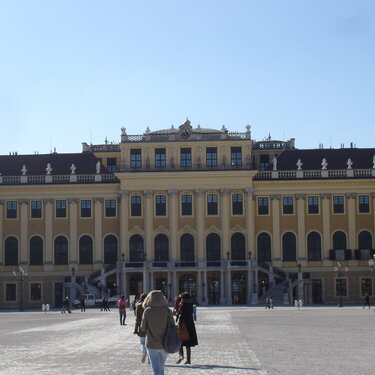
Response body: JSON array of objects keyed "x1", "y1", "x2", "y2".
[{"x1": 140, "y1": 290, "x2": 174, "y2": 375}]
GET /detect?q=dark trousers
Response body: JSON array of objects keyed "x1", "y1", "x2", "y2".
[{"x1": 119, "y1": 311, "x2": 126, "y2": 325}]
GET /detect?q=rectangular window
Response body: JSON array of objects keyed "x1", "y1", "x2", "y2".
[
  {"x1": 6, "y1": 283, "x2": 16, "y2": 301},
  {"x1": 335, "y1": 278, "x2": 347, "y2": 297},
  {"x1": 31, "y1": 200, "x2": 42, "y2": 218},
  {"x1": 107, "y1": 157, "x2": 117, "y2": 172},
  {"x1": 260, "y1": 154, "x2": 269, "y2": 171},
  {"x1": 181, "y1": 194, "x2": 192, "y2": 215},
  {"x1": 206, "y1": 147, "x2": 217, "y2": 167},
  {"x1": 282, "y1": 197, "x2": 294, "y2": 215},
  {"x1": 130, "y1": 149, "x2": 142, "y2": 168},
  {"x1": 6, "y1": 201, "x2": 17, "y2": 219},
  {"x1": 308, "y1": 196, "x2": 319, "y2": 214},
  {"x1": 80, "y1": 200, "x2": 92, "y2": 218},
  {"x1": 207, "y1": 194, "x2": 218, "y2": 215},
  {"x1": 258, "y1": 197, "x2": 269, "y2": 215},
  {"x1": 361, "y1": 278, "x2": 373, "y2": 297},
  {"x1": 56, "y1": 200, "x2": 67, "y2": 218},
  {"x1": 231, "y1": 147, "x2": 242, "y2": 166},
  {"x1": 155, "y1": 148, "x2": 166, "y2": 168},
  {"x1": 30, "y1": 283, "x2": 42, "y2": 301},
  {"x1": 155, "y1": 195, "x2": 166, "y2": 216},
  {"x1": 232, "y1": 194, "x2": 243, "y2": 215},
  {"x1": 105, "y1": 199, "x2": 117, "y2": 217},
  {"x1": 358, "y1": 195, "x2": 370, "y2": 213},
  {"x1": 131, "y1": 196, "x2": 142, "y2": 216},
  {"x1": 333, "y1": 195, "x2": 344, "y2": 214},
  {"x1": 180, "y1": 148, "x2": 192, "y2": 167}
]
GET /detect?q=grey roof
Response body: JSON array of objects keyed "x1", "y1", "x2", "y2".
[{"x1": 0, "y1": 152, "x2": 109, "y2": 176}]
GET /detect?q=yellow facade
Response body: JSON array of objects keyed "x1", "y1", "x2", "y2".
[{"x1": 0, "y1": 121, "x2": 374, "y2": 308}]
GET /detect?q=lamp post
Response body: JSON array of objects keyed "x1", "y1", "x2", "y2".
[
  {"x1": 202, "y1": 282, "x2": 206, "y2": 302},
  {"x1": 168, "y1": 283, "x2": 172, "y2": 302},
  {"x1": 13, "y1": 266, "x2": 28, "y2": 312},
  {"x1": 333, "y1": 262, "x2": 348, "y2": 308},
  {"x1": 369, "y1": 254, "x2": 375, "y2": 272}
]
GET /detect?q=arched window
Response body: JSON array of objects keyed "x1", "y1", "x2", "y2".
[
  {"x1": 30, "y1": 236, "x2": 43, "y2": 265},
  {"x1": 104, "y1": 235, "x2": 118, "y2": 264},
  {"x1": 154, "y1": 234, "x2": 169, "y2": 261},
  {"x1": 231, "y1": 233, "x2": 245, "y2": 260},
  {"x1": 257, "y1": 233, "x2": 271, "y2": 261},
  {"x1": 358, "y1": 231, "x2": 372, "y2": 249},
  {"x1": 333, "y1": 231, "x2": 347, "y2": 250},
  {"x1": 79, "y1": 235, "x2": 93, "y2": 264},
  {"x1": 180, "y1": 234, "x2": 194, "y2": 262},
  {"x1": 206, "y1": 233, "x2": 221, "y2": 261},
  {"x1": 54, "y1": 236, "x2": 68, "y2": 265},
  {"x1": 129, "y1": 235, "x2": 144, "y2": 262},
  {"x1": 307, "y1": 232, "x2": 321, "y2": 261},
  {"x1": 5, "y1": 236, "x2": 18, "y2": 266},
  {"x1": 282, "y1": 232, "x2": 296, "y2": 261}
]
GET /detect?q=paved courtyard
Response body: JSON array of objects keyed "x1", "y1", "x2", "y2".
[{"x1": 0, "y1": 305, "x2": 374, "y2": 375}]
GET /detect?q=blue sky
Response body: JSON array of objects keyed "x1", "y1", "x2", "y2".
[{"x1": 0, "y1": 1, "x2": 374, "y2": 155}]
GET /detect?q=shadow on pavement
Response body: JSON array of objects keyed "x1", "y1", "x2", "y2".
[{"x1": 166, "y1": 364, "x2": 260, "y2": 371}]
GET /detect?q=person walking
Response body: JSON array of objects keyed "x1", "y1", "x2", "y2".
[
  {"x1": 175, "y1": 292, "x2": 198, "y2": 365},
  {"x1": 80, "y1": 296, "x2": 86, "y2": 312},
  {"x1": 140, "y1": 290, "x2": 174, "y2": 375},
  {"x1": 118, "y1": 295, "x2": 127, "y2": 325},
  {"x1": 133, "y1": 293, "x2": 148, "y2": 362},
  {"x1": 363, "y1": 292, "x2": 371, "y2": 309},
  {"x1": 101, "y1": 297, "x2": 110, "y2": 311},
  {"x1": 61, "y1": 296, "x2": 71, "y2": 314}
]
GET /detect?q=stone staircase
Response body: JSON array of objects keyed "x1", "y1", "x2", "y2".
[{"x1": 257, "y1": 280, "x2": 290, "y2": 307}]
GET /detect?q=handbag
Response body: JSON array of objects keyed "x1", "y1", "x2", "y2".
[
  {"x1": 176, "y1": 322, "x2": 189, "y2": 342},
  {"x1": 163, "y1": 318, "x2": 181, "y2": 353}
]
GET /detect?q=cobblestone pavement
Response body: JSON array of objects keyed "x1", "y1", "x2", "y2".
[{"x1": 0, "y1": 306, "x2": 373, "y2": 375}]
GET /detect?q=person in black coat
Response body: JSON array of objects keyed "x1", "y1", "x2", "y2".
[{"x1": 176, "y1": 292, "x2": 198, "y2": 365}]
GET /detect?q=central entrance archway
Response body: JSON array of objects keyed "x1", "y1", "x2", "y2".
[
  {"x1": 232, "y1": 272, "x2": 247, "y2": 304},
  {"x1": 179, "y1": 274, "x2": 196, "y2": 295}
]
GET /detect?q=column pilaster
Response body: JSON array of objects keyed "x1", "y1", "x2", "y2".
[
  {"x1": 195, "y1": 189, "x2": 205, "y2": 261},
  {"x1": 220, "y1": 189, "x2": 230, "y2": 257},
  {"x1": 168, "y1": 190, "x2": 178, "y2": 260},
  {"x1": 320, "y1": 194, "x2": 331, "y2": 259},
  {"x1": 94, "y1": 198, "x2": 103, "y2": 264},
  {"x1": 43, "y1": 199, "x2": 54, "y2": 265},
  {"x1": 143, "y1": 190, "x2": 153, "y2": 260},
  {"x1": 19, "y1": 199, "x2": 29, "y2": 264},
  {"x1": 346, "y1": 193, "x2": 357, "y2": 249},
  {"x1": 295, "y1": 194, "x2": 306, "y2": 260},
  {"x1": 119, "y1": 190, "x2": 129, "y2": 259},
  {"x1": 245, "y1": 188, "x2": 255, "y2": 256},
  {"x1": 271, "y1": 195, "x2": 281, "y2": 260},
  {"x1": 68, "y1": 198, "x2": 78, "y2": 263}
]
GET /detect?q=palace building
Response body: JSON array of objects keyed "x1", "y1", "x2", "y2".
[{"x1": 1, "y1": 119, "x2": 374, "y2": 309}]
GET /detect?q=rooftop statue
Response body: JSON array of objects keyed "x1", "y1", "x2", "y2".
[
  {"x1": 321, "y1": 158, "x2": 328, "y2": 170},
  {"x1": 121, "y1": 127, "x2": 127, "y2": 135},
  {"x1": 46, "y1": 163, "x2": 52, "y2": 175},
  {"x1": 272, "y1": 157, "x2": 277, "y2": 171},
  {"x1": 70, "y1": 164, "x2": 76, "y2": 174},
  {"x1": 296, "y1": 159, "x2": 303, "y2": 170},
  {"x1": 346, "y1": 158, "x2": 353, "y2": 170},
  {"x1": 21, "y1": 165, "x2": 27, "y2": 175},
  {"x1": 96, "y1": 161, "x2": 101, "y2": 174}
]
